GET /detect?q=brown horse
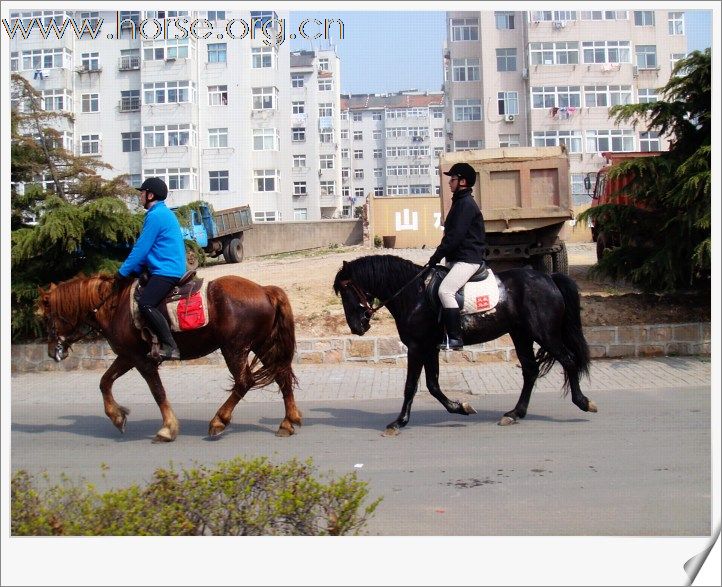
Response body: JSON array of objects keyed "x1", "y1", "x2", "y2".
[{"x1": 37, "y1": 273, "x2": 302, "y2": 442}]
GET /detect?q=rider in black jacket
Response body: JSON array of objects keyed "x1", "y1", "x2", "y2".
[{"x1": 428, "y1": 162, "x2": 486, "y2": 350}]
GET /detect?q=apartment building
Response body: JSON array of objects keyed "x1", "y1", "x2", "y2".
[
  {"x1": 289, "y1": 50, "x2": 342, "y2": 219},
  {"x1": 444, "y1": 10, "x2": 688, "y2": 203},
  {"x1": 339, "y1": 91, "x2": 446, "y2": 214},
  {"x1": 9, "y1": 9, "x2": 346, "y2": 221}
]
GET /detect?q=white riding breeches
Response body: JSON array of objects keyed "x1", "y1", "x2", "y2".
[{"x1": 438, "y1": 261, "x2": 481, "y2": 308}]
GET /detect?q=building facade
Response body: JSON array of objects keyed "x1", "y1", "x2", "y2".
[
  {"x1": 444, "y1": 9, "x2": 688, "y2": 203},
  {"x1": 9, "y1": 10, "x2": 347, "y2": 221},
  {"x1": 339, "y1": 91, "x2": 446, "y2": 214}
]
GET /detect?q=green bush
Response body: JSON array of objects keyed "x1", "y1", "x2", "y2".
[{"x1": 11, "y1": 457, "x2": 381, "y2": 536}]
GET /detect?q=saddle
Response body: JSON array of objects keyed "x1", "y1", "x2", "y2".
[{"x1": 424, "y1": 263, "x2": 500, "y2": 317}]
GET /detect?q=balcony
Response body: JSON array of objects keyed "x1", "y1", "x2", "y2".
[
  {"x1": 118, "y1": 97, "x2": 140, "y2": 112},
  {"x1": 118, "y1": 56, "x2": 140, "y2": 71},
  {"x1": 76, "y1": 64, "x2": 102, "y2": 75}
]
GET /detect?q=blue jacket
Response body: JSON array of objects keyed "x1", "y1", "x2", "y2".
[{"x1": 119, "y1": 202, "x2": 186, "y2": 279}]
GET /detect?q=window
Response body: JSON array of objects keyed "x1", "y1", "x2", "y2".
[
  {"x1": 341, "y1": 167, "x2": 350, "y2": 179},
  {"x1": 208, "y1": 43, "x2": 227, "y2": 63},
  {"x1": 42, "y1": 89, "x2": 73, "y2": 112},
  {"x1": 386, "y1": 165, "x2": 408, "y2": 176},
  {"x1": 668, "y1": 12, "x2": 684, "y2": 35},
  {"x1": 353, "y1": 131, "x2": 363, "y2": 141},
  {"x1": 533, "y1": 130, "x2": 582, "y2": 153},
  {"x1": 495, "y1": 11, "x2": 515, "y2": 29},
  {"x1": 250, "y1": 10, "x2": 277, "y2": 31},
  {"x1": 450, "y1": 17, "x2": 479, "y2": 41},
  {"x1": 254, "y1": 169, "x2": 278, "y2": 192},
  {"x1": 452, "y1": 58, "x2": 480, "y2": 82},
  {"x1": 294, "y1": 208, "x2": 308, "y2": 220},
  {"x1": 143, "y1": 39, "x2": 190, "y2": 61},
  {"x1": 319, "y1": 131, "x2": 332, "y2": 143},
  {"x1": 434, "y1": 128, "x2": 444, "y2": 138},
  {"x1": 119, "y1": 49, "x2": 140, "y2": 70},
  {"x1": 252, "y1": 86, "x2": 277, "y2": 110},
  {"x1": 531, "y1": 86, "x2": 581, "y2": 108},
  {"x1": 292, "y1": 127, "x2": 306, "y2": 142},
  {"x1": 636, "y1": 45, "x2": 657, "y2": 69},
  {"x1": 81, "y1": 52, "x2": 99, "y2": 71},
  {"x1": 530, "y1": 42, "x2": 579, "y2": 65},
  {"x1": 79, "y1": 11, "x2": 100, "y2": 28},
  {"x1": 121, "y1": 132, "x2": 140, "y2": 152},
  {"x1": 374, "y1": 186, "x2": 384, "y2": 196},
  {"x1": 342, "y1": 187, "x2": 350, "y2": 198},
  {"x1": 372, "y1": 129, "x2": 382, "y2": 140},
  {"x1": 81, "y1": 93, "x2": 98, "y2": 113},
  {"x1": 143, "y1": 124, "x2": 196, "y2": 148},
  {"x1": 499, "y1": 134, "x2": 520, "y2": 147},
  {"x1": 372, "y1": 111, "x2": 383, "y2": 121},
  {"x1": 320, "y1": 154, "x2": 334, "y2": 169},
  {"x1": 496, "y1": 48, "x2": 517, "y2": 72},
  {"x1": 10, "y1": 52, "x2": 18, "y2": 72},
  {"x1": 318, "y1": 102, "x2": 333, "y2": 117},
  {"x1": 571, "y1": 173, "x2": 594, "y2": 204},
  {"x1": 453, "y1": 99, "x2": 482, "y2": 121},
  {"x1": 208, "y1": 85, "x2": 228, "y2": 106},
  {"x1": 354, "y1": 188, "x2": 365, "y2": 198},
  {"x1": 387, "y1": 147, "x2": 408, "y2": 157},
  {"x1": 531, "y1": 10, "x2": 577, "y2": 21},
  {"x1": 354, "y1": 169, "x2": 364, "y2": 179},
  {"x1": 208, "y1": 128, "x2": 228, "y2": 148},
  {"x1": 340, "y1": 111, "x2": 349, "y2": 120},
  {"x1": 143, "y1": 167, "x2": 197, "y2": 191},
  {"x1": 118, "y1": 11, "x2": 140, "y2": 27},
  {"x1": 209, "y1": 170, "x2": 229, "y2": 191},
  {"x1": 670, "y1": 53, "x2": 686, "y2": 71},
  {"x1": 582, "y1": 41, "x2": 631, "y2": 64},
  {"x1": 318, "y1": 79, "x2": 332, "y2": 91},
  {"x1": 352, "y1": 112, "x2": 362, "y2": 122},
  {"x1": 639, "y1": 131, "x2": 660, "y2": 152},
  {"x1": 252, "y1": 47, "x2": 275, "y2": 68},
  {"x1": 410, "y1": 185, "x2": 431, "y2": 195},
  {"x1": 320, "y1": 181, "x2": 336, "y2": 195},
  {"x1": 80, "y1": 134, "x2": 100, "y2": 155},
  {"x1": 291, "y1": 74, "x2": 304, "y2": 88},
  {"x1": 341, "y1": 148, "x2": 349, "y2": 159},
  {"x1": 608, "y1": 85, "x2": 632, "y2": 106},
  {"x1": 340, "y1": 129, "x2": 349, "y2": 140},
  {"x1": 253, "y1": 128, "x2": 278, "y2": 151},
  {"x1": 387, "y1": 186, "x2": 410, "y2": 195},
  {"x1": 144, "y1": 126, "x2": 165, "y2": 148},
  {"x1": 126, "y1": 174, "x2": 142, "y2": 188},
  {"x1": 497, "y1": 91, "x2": 519, "y2": 115},
  {"x1": 586, "y1": 129, "x2": 635, "y2": 152},
  {"x1": 293, "y1": 182, "x2": 307, "y2": 196},
  {"x1": 638, "y1": 88, "x2": 658, "y2": 104},
  {"x1": 580, "y1": 11, "x2": 627, "y2": 20},
  {"x1": 634, "y1": 11, "x2": 654, "y2": 26},
  {"x1": 143, "y1": 81, "x2": 195, "y2": 104},
  {"x1": 292, "y1": 101, "x2": 305, "y2": 115},
  {"x1": 293, "y1": 154, "x2": 306, "y2": 167},
  {"x1": 373, "y1": 149, "x2": 383, "y2": 159},
  {"x1": 434, "y1": 147, "x2": 444, "y2": 158},
  {"x1": 374, "y1": 168, "x2": 383, "y2": 178},
  {"x1": 318, "y1": 57, "x2": 329, "y2": 70},
  {"x1": 22, "y1": 47, "x2": 68, "y2": 70},
  {"x1": 584, "y1": 85, "x2": 609, "y2": 107},
  {"x1": 432, "y1": 109, "x2": 443, "y2": 119},
  {"x1": 354, "y1": 149, "x2": 364, "y2": 160},
  {"x1": 207, "y1": 11, "x2": 226, "y2": 23},
  {"x1": 254, "y1": 211, "x2": 278, "y2": 222}
]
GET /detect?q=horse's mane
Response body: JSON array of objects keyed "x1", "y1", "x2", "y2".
[
  {"x1": 334, "y1": 255, "x2": 424, "y2": 317},
  {"x1": 49, "y1": 274, "x2": 113, "y2": 328}
]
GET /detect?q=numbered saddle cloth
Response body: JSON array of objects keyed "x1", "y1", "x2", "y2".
[
  {"x1": 130, "y1": 278, "x2": 210, "y2": 332},
  {"x1": 425, "y1": 266, "x2": 501, "y2": 315}
]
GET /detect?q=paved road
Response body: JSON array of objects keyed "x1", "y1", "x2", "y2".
[{"x1": 10, "y1": 357, "x2": 712, "y2": 536}]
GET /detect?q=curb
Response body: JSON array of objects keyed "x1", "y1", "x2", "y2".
[{"x1": 11, "y1": 322, "x2": 711, "y2": 374}]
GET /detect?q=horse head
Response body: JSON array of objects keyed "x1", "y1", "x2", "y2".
[
  {"x1": 334, "y1": 261, "x2": 373, "y2": 336},
  {"x1": 37, "y1": 283, "x2": 72, "y2": 362}
]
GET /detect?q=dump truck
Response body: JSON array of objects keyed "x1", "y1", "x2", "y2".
[
  {"x1": 174, "y1": 204, "x2": 253, "y2": 269},
  {"x1": 585, "y1": 151, "x2": 662, "y2": 260},
  {"x1": 439, "y1": 146, "x2": 572, "y2": 274}
]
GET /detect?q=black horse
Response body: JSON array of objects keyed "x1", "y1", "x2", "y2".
[{"x1": 333, "y1": 255, "x2": 597, "y2": 436}]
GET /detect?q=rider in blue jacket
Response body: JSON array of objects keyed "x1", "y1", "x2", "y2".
[{"x1": 117, "y1": 177, "x2": 186, "y2": 361}]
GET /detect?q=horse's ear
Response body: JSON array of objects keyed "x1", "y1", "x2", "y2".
[
  {"x1": 48, "y1": 283, "x2": 57, "y2": 291},
  {"x1": 342, "y1": 261, "x2": 348, "y2": 268}
]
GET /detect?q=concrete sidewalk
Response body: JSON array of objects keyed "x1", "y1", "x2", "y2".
[{"x1": 11, "y1": 356, "x2": 711, "y2": 405}]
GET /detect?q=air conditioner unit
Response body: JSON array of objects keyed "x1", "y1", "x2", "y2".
[
  {"x1": 632, "y1": 65, "x2": 639, "y2": 77},
  {"x1": 165, "y1": 56, "x2": 176, "y2": 62},
  {"x1": 552, "y1": 20, "x2": 565, "y2": 29},
  {"x1": 522, "y1": 67, "x2": 529, "y2": 80},
  {"x1": 504, "y1": 114, "x2": 516, "y2": 123}
]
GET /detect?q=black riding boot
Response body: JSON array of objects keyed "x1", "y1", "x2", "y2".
[
  {"x1": 438, "y1": 307, "x2": 464, "y2": 351},
  {"x1": 141, "y1": 306, "x2": 181, "y2": 360}
]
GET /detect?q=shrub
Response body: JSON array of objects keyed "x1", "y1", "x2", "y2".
[{"x1": 11, "y1": 457, "x2": 380, "y2": 536}]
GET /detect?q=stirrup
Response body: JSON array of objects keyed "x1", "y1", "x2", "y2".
[{"x1": 438, "y1": 335, "x2": 464, "y2": 351}]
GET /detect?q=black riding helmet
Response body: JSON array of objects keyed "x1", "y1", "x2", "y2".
[
  {"x1": 137, "y1": 177, "x2": 169, "y2": 200},
  {"x1": 443, "y1": 162, "x2": 477, "y2": 188}
]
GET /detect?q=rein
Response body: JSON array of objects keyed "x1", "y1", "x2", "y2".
[{"x1": 341, "y1": 265, "x2": 430, "y2": 319}]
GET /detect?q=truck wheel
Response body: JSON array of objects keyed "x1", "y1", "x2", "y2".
[
  {"x1": 186, "y1": 249, "x2": 199, "y2": 272},
  {"x1": 224, "y1": 238, "x2": 244, "y2": 263},
  {"x1": 596, "y1": 232, "x2": 609, "y2": 261},
  {"x1": 533, "y1": 254, "x2": 553, "y2": 274},
  {"x1": 552, "y1": 242, "x2": 569, "y2": 275}
]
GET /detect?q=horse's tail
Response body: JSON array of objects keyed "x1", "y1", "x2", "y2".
[
  {"x1": 249, "y1": 285, "x2": 298, "y2": 390},
  {"x1": 536, "y1": 273, "x2": 590, "y2": 392}
]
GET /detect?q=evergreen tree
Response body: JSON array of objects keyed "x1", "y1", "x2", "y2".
[{"x1": 578, "y1": 49, "x2": 711, "y2": 292}]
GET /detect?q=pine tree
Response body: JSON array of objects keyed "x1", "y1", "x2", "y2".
[{"x1": 578, "y1": 49, "x2": 711, "y2": 292}]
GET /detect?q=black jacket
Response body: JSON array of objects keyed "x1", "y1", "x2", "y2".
[{"x1": 430, "y1": 188, "x2": 486, "y2": 265}]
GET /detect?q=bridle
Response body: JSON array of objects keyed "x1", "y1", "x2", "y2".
[{"x1": 338, "y1": 265, "x2": 431, "y2": 320}]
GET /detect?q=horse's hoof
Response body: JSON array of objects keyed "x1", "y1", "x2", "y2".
[
  {"x1": 587, "y1": 400, "x2": 598, "y2": 413},
  {"x1": 498, "y1": 416, "x2": 518, "y2": 426},
  {"x1": 152, "y1": 428, "x2": 174, "y2": 443},
  {"x1": 276, "y1": 427, "x2": 294, "y2": 437},
  {"x1": 382, "y1": 427, "x2": 400, "y2": 437},
  {"x1": 462, "y1": 402, "x2": 477, "y2": 415},
  {"x1": 208, "y1": 426, "x2": 225, "y2": 439}
]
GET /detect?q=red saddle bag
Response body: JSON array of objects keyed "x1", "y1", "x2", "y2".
[{"x1": 176, "y1": 292, "x2": 206, "y2": 330}]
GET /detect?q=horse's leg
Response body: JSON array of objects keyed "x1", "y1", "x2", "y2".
[
  {"x1": 135, "y1": 360, "x2": 180, "y2": 442},
  {"x1": 424, "y1": 350, "x2": 476, "y2": 416},
  {"x1": 99, "y1": 356, "x2": 134, "y2": 434},
  {"x1": 383, "y1": 347, "x2": 424, "y2": 436},
  {"x1": 275, "y1": 368, "x2": 302, "y2": 438},
  {"x1": 208, "y1": 346, "x2": 253, "y2": 438},
  {"x1": 499, "y1": 331, "x2": 539, "y2": 426}
]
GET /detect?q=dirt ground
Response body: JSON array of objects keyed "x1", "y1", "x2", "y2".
[{"x1": 197, "y1": 243, "x2": 711, "y2": 338}]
